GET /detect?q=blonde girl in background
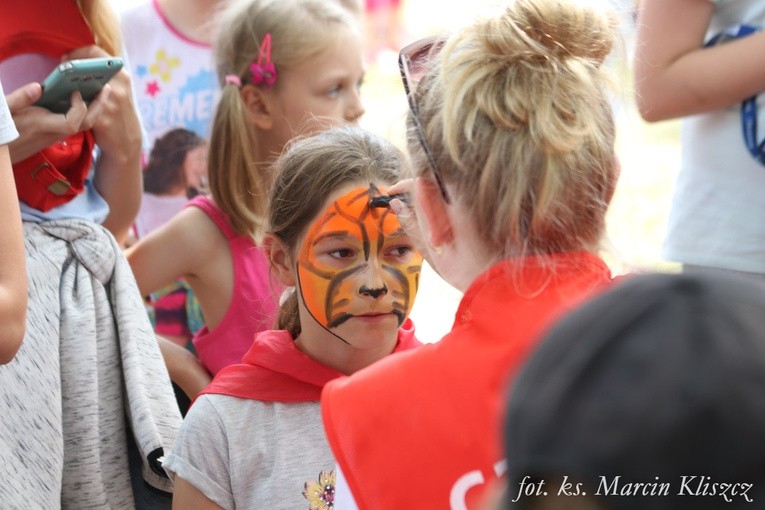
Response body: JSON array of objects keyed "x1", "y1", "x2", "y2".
[
  {"x1": 165, "y1": 126, "x2": 422, "y2": 510},
  {"x1": 126, "y1": 0, "x2": 366, "y2": 401}
]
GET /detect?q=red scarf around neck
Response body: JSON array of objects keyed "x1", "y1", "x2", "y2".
[{"x1": 198, "y1": 319, "x2": 420, "y2": 403}]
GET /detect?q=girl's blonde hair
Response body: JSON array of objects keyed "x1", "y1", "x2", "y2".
[
  {"x1": 410, "y1": 0, "x2": 620, "y2": 260},
  {"x1": 210, "y1": 0, "x2": 360, "y2": 240},
  {"x1": 76, "y1": 0, "x2": 122, "y2": 56},
  {"x1": 269, "y1": 126, "x2": 405, "y2": 338}
]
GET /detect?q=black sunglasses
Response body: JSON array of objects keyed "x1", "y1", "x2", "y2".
[{"x1": 398, "y1": 36, "x2": 451, "y2": 204}]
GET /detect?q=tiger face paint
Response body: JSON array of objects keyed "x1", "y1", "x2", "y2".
[{"x1": 297, "y1": 184, "x2": 422, "y2": 343}]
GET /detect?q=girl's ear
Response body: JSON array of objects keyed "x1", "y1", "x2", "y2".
[
  {"x1": 241, "y1": 84, "x2": 275, "y2": 131},
  {"x1": 415, "y1": 177, "x2": 454, "y2": 250},
  {"x1": 263, "y1": 233, "x2": 296, "y2": 286}
]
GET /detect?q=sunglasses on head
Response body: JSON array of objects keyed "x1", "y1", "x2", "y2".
[{"x1": 398, "y1": 36, "x2": 451, "y2": 204}]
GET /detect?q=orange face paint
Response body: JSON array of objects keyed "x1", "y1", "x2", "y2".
[{"x1": 297, "y1": 184, "x2": 422, "y2": 338}]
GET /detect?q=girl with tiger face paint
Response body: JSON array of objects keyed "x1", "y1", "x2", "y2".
[
  {"x1": 297, "y1": 184, "x2": 422, "y2": 343},
  {"x1": 164, "y1": 129, "x2": 423, "y2": 510},
  {"x1": 265, "y1": 126, "x2": 423, "y2": 375}
]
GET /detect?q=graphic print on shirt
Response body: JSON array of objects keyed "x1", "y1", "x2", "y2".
[
  {"x1": 296, "y1": 184, "x2": 422, "y2": 343},
  {"x1": 133, "y1": 49, "x2": 219, "y2": 140},
  {"x1": 303, "y1": 469, "x2": 335, "y2": 510}
]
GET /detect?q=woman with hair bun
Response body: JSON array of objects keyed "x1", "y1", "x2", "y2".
[{"x1": 321, "y1": 1, "x2": 622, "y2": 508}]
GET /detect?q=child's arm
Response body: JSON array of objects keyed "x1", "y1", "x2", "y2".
[
  {"x1": 125, "y1": 206, "x2": 214, "y2": 299},
  {"x1": 634, "y1": 0, "x2": 765, "y2": 122},
  {"x1": 0, "y1": 141, "x2": 27, "y2": 363},
  {"x1": 157, "y1": 335, "x2": 212, "y2": 400},
  {"x1": 172, "y1": 478, "x2": 224, "y2": 510}
]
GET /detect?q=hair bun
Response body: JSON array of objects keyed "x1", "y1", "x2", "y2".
[{"x1": 488, "y1": 0, "x2": 617, "y2": 66}]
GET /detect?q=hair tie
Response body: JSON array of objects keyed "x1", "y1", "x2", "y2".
[
  {"x1": 224, "y1": 75, "x2": 242, "y2": 87},
  {"x1": 249, "y1": 33, "x2": 277, "y2": 88}
]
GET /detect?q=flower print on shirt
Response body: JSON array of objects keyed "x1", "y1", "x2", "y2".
[
  {"x1": 303, "y1": 470, "x2": 335, "y2": 510},
  {"x1": 149, "y1": 49, "x2": 180, "y2": 83}
]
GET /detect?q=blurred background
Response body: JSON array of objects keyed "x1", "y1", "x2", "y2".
[{"x1": 113, "y1": 0, "x2": 682, "y2": 342}]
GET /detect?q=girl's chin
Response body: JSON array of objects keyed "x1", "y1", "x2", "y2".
[{"x1": 331, "y1": 319, "x2": 401, "y2": 348}]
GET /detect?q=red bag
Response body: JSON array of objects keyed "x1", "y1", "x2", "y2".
[
  {"x1": 12, "y1": 131, "x2": 95, "y2": 211},
  {"x1": 1, "y1": 0, "x2": 97, "y2": 210}
]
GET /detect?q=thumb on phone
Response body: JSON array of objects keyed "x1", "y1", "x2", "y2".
[{"x1": 6, "y1": 83, "x2": 43, "y2": 114}]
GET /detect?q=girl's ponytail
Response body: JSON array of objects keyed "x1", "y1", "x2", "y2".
[
  {"x1": 207, "y1": 84, "x2": 268, "y2": 241},
  {"x1": 276, "y1": 290, "x2": 301, "y2": 338}
]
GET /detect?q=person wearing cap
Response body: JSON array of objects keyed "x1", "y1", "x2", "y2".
[
  {"x1": 504, "y1": 271, "x2": 765, "y2": 510},
  {"x1": 320, "y1": 0, "x2": 622, "y2": 507}
]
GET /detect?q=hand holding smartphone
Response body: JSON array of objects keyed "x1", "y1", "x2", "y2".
[{"x1": 34, "y1": 57, "x2": 124, "y2": 114}]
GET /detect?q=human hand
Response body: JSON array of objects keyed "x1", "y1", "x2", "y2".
[
  {"x1": 65, "y1": 46, "x2": 141, "y2": 160},
  {"x1": 63, "y1": 46, "x2": 142, "y2": 242},
  {"x1": 388, "y1": 178, "x2": 431, "y2": 265},
  {"x1": 6, "y1": 81, "x2": 107, "y2": 163}
]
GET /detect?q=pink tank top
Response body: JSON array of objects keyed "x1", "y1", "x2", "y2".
[{"x1": 186, "y1": 196, "x2": 281, "y2": 375}]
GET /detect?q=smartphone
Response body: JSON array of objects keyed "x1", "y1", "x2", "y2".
[{"x1": 34, "y1": 57, "x2": 124, "y2": 114}]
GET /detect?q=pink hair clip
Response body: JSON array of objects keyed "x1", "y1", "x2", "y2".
[
  {"x1": 249, "y1": 33, "x2": 277, "y2": 88},
  {"x1": 224, "y1": 74, "x2": 242, "y2": 87}
]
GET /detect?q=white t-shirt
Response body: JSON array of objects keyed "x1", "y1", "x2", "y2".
[
  {"x1": 119, "y1": 0, "x2": 220, "y2": 159},
  {"x1": 0, "y1": 80, "x2": 19, "y2": 144},
  {"x1": 664, "y1": 0, "x2": 765, "y2": 273},
  {"x1": 133, "y1": 192, "x2": 188, "y2": 238},
  {"x1": 162, "y1": 395, "x2": 337, "y2": 509}
]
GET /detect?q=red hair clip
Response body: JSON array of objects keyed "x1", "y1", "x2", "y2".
[{"x1": 249, "y1": 33, "x2": 277, "y2": 88}]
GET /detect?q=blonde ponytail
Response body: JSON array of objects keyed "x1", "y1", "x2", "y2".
[
  {"x1": 276, "y1": 291, "x2": 301, "y2": 338},
  {"x1": 208, "y1": 85, "x2": 268, "y2": 240}
]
